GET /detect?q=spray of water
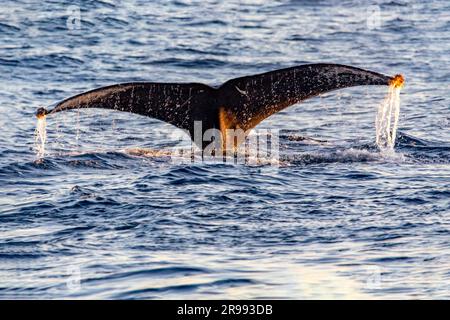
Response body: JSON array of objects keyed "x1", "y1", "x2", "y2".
[
  {"x1": 375, "y1": 75, "x2": 404, "y2": 151},
  {"x1": 35, "y1": 116, "x2": 47, "y2": 158}
]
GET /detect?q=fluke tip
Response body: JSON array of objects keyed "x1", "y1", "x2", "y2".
[
  {"x1": 36, "y1": 107, "x2": 48, "y2": 119},
  {"x1": 390, "y1": 74, "x2": 405, "y2": 88}
]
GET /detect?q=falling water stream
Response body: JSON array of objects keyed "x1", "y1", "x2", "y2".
[
  {"x1": 375, "y1": 83, "x2": 403, "y2": 151},
  {"x1": 35, "y1": 116, "x2": 46, "y2": 158}
]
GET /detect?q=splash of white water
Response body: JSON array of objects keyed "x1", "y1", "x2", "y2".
[
  {"x1": 35, "y1": 117, "x2": 47, "y2": 158},
  {"x1": 375, "y1": 82, "x2": 402, "y2": 151}
]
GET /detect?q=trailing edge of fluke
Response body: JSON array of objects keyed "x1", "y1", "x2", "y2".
[{"x1": 36, "y1": 63, "x2": 404, "y2": 150}]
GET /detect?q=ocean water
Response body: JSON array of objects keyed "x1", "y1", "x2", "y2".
[{"x1": 0, "y1": 0, "x2": 449, "y2": 299}]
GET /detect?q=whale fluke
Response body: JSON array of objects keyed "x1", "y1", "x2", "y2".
[{"x1": 37, "y1": 63, "x2": 397, "y2": 150}]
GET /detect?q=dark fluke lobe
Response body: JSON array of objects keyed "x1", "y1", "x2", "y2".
[{"x1": 38, "y1": 63, "x2": 395, "y2": 149}]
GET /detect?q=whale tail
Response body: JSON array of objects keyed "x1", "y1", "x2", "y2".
[{"x1": 37, "y1": 63, "x2": 397, "y2": 150}]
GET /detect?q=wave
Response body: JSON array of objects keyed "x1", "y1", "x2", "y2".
[{"x1": 1, "y1": 132, "x2": 447, "y2": 179}]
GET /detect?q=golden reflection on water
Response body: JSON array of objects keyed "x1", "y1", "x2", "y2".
[{"x1": 102, "y1": 251, "x2": 372, "y2": 299}]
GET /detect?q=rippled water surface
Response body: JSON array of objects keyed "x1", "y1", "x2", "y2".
[{"x1": 0, "y1": 0, "x2": 449, "y2": 299}]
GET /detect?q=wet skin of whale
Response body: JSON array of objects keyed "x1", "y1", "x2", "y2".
[{"x1": 36, "y1": 63, "x2": 401, "y2": 150}]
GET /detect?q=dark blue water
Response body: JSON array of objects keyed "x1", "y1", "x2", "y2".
[{"x1": 0, "y1": 0, "x2": 449, "y2": 299}]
